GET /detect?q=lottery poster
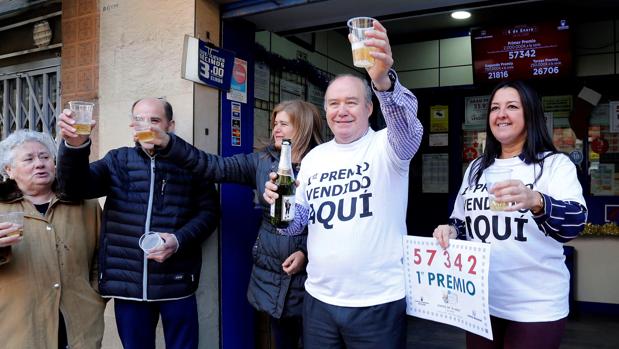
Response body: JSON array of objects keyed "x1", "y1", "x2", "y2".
[{"x1": 404, "y1": 236, "x2": 492, "y2": 340}]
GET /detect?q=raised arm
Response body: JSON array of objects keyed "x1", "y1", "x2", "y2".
[
  {"x1": 376, "y1": 78, "x2": 423, "y2": 160},
  {"x1": 363, "y1": 20, "x2": 423, "y2": 161},
  {"x1": 57, "y1": 140, "x2": 112, "y2": 200},
  {"x1": 57, "y1": 110, "x2": 111, "y2": 199},
  {"x1": 158, "y1": 133, "x2": 259, "y2": 186}
]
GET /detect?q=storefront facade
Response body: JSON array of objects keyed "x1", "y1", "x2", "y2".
[{"x1": 1, "y1": 1, "x2": 618, "y2": 348}]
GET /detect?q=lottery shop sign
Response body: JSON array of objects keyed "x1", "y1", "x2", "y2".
[{"x1": 198, "y1": 39, "x2": 234, "y2": 90}]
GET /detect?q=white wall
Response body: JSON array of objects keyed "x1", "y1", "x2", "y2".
[{"x1": 99, "y1": 0, "x2": 194, "y2": 154}]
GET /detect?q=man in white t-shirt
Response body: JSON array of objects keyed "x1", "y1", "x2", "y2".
[{"x1": 265, "y1": 20, "x2": 423, "y2": 348}]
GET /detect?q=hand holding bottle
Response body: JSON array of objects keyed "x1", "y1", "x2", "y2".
[
  {"x1": 263, "y1": 172, "x2": 300, "y2": 205},
  {"x1": 268, "y1": 139, "x2": 297, "y2": 228}
]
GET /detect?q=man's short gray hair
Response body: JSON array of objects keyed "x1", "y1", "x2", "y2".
[
  {"x1": 0, "y1": 130, "x2": 57, "y2": 178},
  {"x1": 324, "y1": 74, "x2": 373, "y2": 110}
]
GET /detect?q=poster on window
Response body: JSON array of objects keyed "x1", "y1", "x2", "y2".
[
  {"x1": 308, "y1": 83, "x2": 324, "y2": 110},
  {"x1": 464, "y1": 96, "x2": 489, "y2": 127},
  {"x1": 227, "y1": 58, "x2": 248, "y2": 103},
  {"x1": 404, "y1": 236, "x2": 492, "y2": 340},
  {"x1": 422, "y1": 154, "x2": 448, "y2": 193},
  {"x1": 430, "y1": 105, "x2": 449, "y2": 132},
  {"x1": 542, "y1": 95, "x2": 572, "y2": 118},
  {"x1": 609, "y1": 101, "x2": 619, "y2": 133},
  {"x1": 254, "y1": 62, "x2": 270, "y2": 101},
  {"x1": 280, "y1": 80, "x2": 305, "y2": 102}
]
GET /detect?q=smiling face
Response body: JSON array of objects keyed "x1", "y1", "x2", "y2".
[
  {"x1": 272, "y1": 111, "x2": 295, "y2": 150},
  {"x1": 489, "y1": 87, "x2": 527, "y2": 156},
  {"x1": 324, "y1": 76, "x2": 372, "y2": 144},
  {"x1": 5, "y1": 141, "x2": 55, "y2": 195}
]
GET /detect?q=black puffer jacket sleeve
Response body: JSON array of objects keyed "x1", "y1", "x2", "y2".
[
  {"x1": 160, "y1": 134, "x2": 259, "y2": 185},
  {"x1": 57, "y1": 140, "x2": 112, "y2": 200}
]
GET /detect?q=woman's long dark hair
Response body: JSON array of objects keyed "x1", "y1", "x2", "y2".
[{"x1": 469, "y1": 80, "x2": 558, "y2": 186}]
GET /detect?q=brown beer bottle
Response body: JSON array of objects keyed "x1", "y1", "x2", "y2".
[{"x1": 270, "y1": 139, "x2": 296, "y2": 228}]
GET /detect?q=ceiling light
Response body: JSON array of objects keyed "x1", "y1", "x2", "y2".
[{"x1": 451, "y1": 11, "x2": 471, "y2": 20}]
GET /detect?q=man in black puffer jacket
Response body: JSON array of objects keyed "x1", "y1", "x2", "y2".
[{"x1": 57, "y1": 98, "x2": 219, "y2": 349}]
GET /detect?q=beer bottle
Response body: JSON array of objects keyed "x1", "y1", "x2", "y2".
[{"x1": 270, "y1": 139, "x2": 296, "y2": 228}]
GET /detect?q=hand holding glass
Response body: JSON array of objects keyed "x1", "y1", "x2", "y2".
[
  {"x1": 139, "y1": 232, "x2": 163, "y2": 254},
  {"x1": 0, "y1": 212, "x2": 24, "y2": 237},
  {"x1": 133, "y1": 114, "x2": 155, "y2": 142},
  {"x1": 347, "y1": 17, "x2": 377, "y2": 68},
  {"x1": 68, "y1": 101, "x2": 94, "y2": 135},
  {"x1": 485, "y1": 168, "x2": 512, "y2": 211}
]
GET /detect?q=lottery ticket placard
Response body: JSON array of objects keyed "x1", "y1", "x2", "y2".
[{"x1": 404, "y1": 236, "x2": 492, "y2": 340}]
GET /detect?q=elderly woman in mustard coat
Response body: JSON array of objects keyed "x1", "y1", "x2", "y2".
[{"x1": 0, "y1": 130, "x2": 105, "y2": 349}]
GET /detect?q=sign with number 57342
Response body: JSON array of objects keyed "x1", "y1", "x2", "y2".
[{"x1": 403, "y1": 236, "x2": 493, "y2": 340}]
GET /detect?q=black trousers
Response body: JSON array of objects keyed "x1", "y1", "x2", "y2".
[{"x1": 271, "y1": 315, "x2": 303, "y2": 349}]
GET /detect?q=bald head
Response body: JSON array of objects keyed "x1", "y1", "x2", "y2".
[
  {"x1": 325, "y1": 74, "x2": 373, "y2": 109},
  {"x1": 132, "y1": 98, "x2": 173, "y2": 121}
]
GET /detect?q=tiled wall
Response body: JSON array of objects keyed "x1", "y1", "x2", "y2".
[{"x1": 61, "y1": 0, "x2": 99, "y2": 157}]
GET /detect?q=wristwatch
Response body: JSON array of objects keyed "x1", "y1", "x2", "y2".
[
  {"x1": 531, "y1": 192, "x2": 545, "y2": 215},
  {"x1": 372, "y1": 69, "x2": 397, "y2": 92}
]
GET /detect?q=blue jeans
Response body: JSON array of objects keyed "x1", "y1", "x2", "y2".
[
  {"x1": 303, "y1": 292, "x2": 406, "y2": 349},
  {"x1": 114, "y1": 295, "x2": 199, "y2": 349}
]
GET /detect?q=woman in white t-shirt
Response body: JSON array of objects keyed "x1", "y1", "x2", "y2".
[{"x1": 434, "y1": 80, "x2": 587, "y2": 349}]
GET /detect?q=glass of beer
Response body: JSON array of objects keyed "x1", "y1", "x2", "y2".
[
  {"x1": 485, "y1": 168, "x2": 512, "y2": 211},
  {"x1": 347, "y1": 17, "x2": 377, "y2": 68},
  {"x1": 133, "y1": 114, "x2": 155, "y2": 142},
  {"x1": 68, "y1": 101, "x2": 94, "y2": 135},
  {"x1": 0, "y1": 212, "x2": 24, "y2": 237}
]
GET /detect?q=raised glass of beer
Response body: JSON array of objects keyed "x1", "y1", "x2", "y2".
[
  {"x1": 0, "y1": 212, "x2": 24, "y2": 237},
  {"x1": 68, "y1": 101, "x2": 94, "y2": 135},
  {"x1": 347, "y1": 17, "x2": 377, "y2": 68},
  {"x1": 133, "y1": 114, "x2": 155, "y2": 142}
]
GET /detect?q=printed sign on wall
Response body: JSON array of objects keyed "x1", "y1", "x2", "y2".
[{"x1": 197, "y1": 40, "x2": 234, "y2": 90}]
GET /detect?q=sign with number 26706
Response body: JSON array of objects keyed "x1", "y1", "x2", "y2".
[{"x1": 403, "y1": 236, "x2": 493, "y2": 340}]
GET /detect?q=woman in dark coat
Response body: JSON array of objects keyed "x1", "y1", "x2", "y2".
[
  {"x1": 162, "y1": 100, "x2": 323, "y2": 348},
  {"x1": 246, "y1": 101, "x2": 323, "y2": 348}
]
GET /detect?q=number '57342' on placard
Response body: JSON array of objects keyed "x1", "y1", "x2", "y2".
[{"x1": 412, "y1": 248, "x2": 478, "y2": 275}]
